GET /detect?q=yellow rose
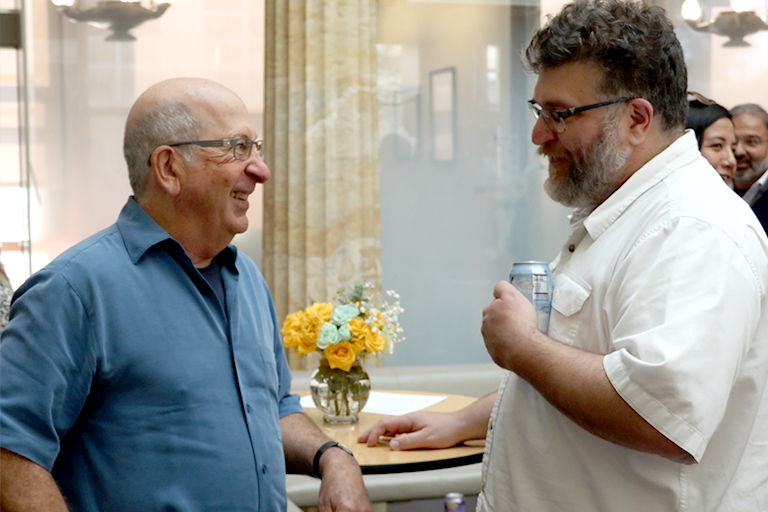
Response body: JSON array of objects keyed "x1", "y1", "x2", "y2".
[
  {"x1": 324, "y1": 341, "x2": 357, "y2": 372},
  {"x1": 354, "y1": 312, "x2": 387, "y2": 354},
  {"x1": 301, "y1": 317, "x2": 322, "y2": 342},
  {"x1": 306, "y1": 302, "x2": 333, "y2": 323},
  {"x1": 284, "y1": 310, "x2": 318, "y2": 355},
  {"x1": 298, "y1": 335, "x2": 319, "y2": 355},
  {"x1": 350, "y1": 336, "x2": 367, "y2": 355},
  {"x1": 282, "y1": 332, "x2": 300, "y2": 350},
  {"x1": 303, "y1": 303, "x2": 331, "y2": 342},
  {"x1": 364, "y1": 331, "x2": 387, "y2": 353},
  {"x1": 347, "y1": 317, "x2": 369, "y2": 354},
  {"x1": 282, "y1": 312, "x2": 304, "y2": 351},
  {"x1": 295, "y1": 337, "x2": 317, "y2": 355}
]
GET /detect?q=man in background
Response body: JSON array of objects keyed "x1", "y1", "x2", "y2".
[
  {"x1": 1, "y1": 78, "x2": 371, "y2": 512},
  {"x1": 732, "y1": 103, "x2": 768, "y2": 231},
  {"x1": 359, "y1": 2, "x2": 768, "y2": 511}
]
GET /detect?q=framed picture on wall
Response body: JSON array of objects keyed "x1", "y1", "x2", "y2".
[
  {"x1": 429, "y1": 67, "x2": 456, "y2": 162},
  {"x1": 394, "y1": 87, "x2": 421, "y2": 160}
]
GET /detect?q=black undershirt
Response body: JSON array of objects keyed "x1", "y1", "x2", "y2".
[{"x1": 198, "y1": 257, "x2": 227, "y2": 320}]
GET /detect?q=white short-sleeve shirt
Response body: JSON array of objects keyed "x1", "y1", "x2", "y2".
[{"x1": 477, "y1": 132, "x2": 768, "y2": 512}]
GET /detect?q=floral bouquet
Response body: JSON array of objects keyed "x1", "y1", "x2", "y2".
[
  {"x1": 282, "y1": 282, "x2": 404, "y2": 371},
  {"x1": 282, "y1": 282, "x2": 404, "y2": 423}
]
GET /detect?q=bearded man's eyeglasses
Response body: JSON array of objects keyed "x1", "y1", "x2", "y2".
[
  {"x1": 149, "y1": 138, "x2": 264, "y2": 165},
  {"x1": 527, "y1": 97, "x2": 633, "y2": 134}
]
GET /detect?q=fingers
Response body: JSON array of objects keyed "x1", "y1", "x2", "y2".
[
  {"x1": 357, "y1": 412, "x2": 463, "y2": 451},
  {"x1": 357, "y1": 417, "x2": 417, "y2": 447},
  {"x1": 493, "y1": 280, "x2": 515, "y2": 299},
  {"x1": 388, "y1": 431, "x2": 429, "y2": 451},
  {"x1": 356, "y1": 414, "x2": 438, "y2": 450},
  {"x1": 357, "y1": 424, "x2": 386, "y2": 447},
  {"x1": 358, "y1": 429, "x2": 429, "y2": 451},
  {"x1": 493, "y1": 280, "x2": 505, "y2": 299},
  {"x1": 317, "y1": 456, "x2": 372, "y2": 512},
  {"x1": 357, "y1": 421, "x2": 390, "y2": 446}
]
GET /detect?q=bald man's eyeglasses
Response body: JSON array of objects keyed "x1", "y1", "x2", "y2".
[
  {"x1": 528, "y1": 97, "x2": 633, "y2": 133},
  {"x1": 149, "y1": 138, "x2": 263, "y2": 165}
]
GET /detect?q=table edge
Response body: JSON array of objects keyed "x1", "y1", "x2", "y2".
[{"x1": 359, "y1": 451, "x2": 483, "y2": 475}]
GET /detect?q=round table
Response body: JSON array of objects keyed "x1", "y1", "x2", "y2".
[{"x1": 301, "y1": 389, "x2": 486, "y2": 474}]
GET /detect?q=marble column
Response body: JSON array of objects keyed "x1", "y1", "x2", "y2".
[{"x1": 264, "y1": 0, "x2": 382, "y2": 369}]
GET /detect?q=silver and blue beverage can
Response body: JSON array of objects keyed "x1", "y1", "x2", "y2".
[
  {"x1": 444, "y1": 492, "x2": 466, "y2": 512},
  {"x1": 509, "y1": 261, "x2": 553, "y2": 333}
]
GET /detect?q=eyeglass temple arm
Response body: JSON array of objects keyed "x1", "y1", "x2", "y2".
[{"x1": 564, "y1": 97, "x2": 634, "y2": 118}]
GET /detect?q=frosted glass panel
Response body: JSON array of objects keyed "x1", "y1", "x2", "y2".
[
  {"x1": 377, "y1": 1, "x2": 572, "y2": 366},
  {"x1": 377, "y1": 0, "x2": 768, "y2": 367},
  {"x1": 21, "y1": 0, "x2": 266, "y2": 278}
]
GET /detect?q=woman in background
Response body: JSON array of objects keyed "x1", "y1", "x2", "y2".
[{"x1": 687, "y1": 95, "x2": 737, "y2": 189}]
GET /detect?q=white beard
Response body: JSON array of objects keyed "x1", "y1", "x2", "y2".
[{"x1": 543, "y1": 112, "x2": 631, "y2": 209}]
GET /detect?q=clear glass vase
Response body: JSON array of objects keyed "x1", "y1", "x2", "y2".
[{"x1": 309, "y1": 358, "x2": 371, "y2": 424}]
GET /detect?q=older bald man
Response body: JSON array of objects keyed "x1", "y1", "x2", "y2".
[{"x1": 0, "y1": 78, "x2": 371, "y2": 512}]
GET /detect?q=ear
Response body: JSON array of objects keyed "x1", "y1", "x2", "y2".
[
  {"x1": 149, "y1": 146, "x2": 183, "y2": 197},
  {"x1": 624, "y1": 98, "x2": 654, "y2": 147}
]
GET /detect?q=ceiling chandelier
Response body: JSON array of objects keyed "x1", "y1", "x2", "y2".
[
  {"x1": 50, "y1": 0, "x2": 171, "y2": 42},
  {"x1": 682, "y1": 0, "x2": 768, "y2": 46}
]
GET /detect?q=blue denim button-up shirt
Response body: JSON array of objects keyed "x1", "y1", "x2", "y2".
[{"x1": 0, "y1": 198, "x2": 302, "y2": 511}]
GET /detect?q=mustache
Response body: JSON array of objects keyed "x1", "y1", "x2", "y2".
[
  {"x1": 537, "y1": 144, "x2": 570, "y2": 162},
  {"x1": 537, "y1": 145, "x2": 554, "y2": 158}
]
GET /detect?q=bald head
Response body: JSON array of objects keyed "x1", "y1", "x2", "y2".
[{"x1": 123, "y1": 78, "x2": 247, "y2": 198}]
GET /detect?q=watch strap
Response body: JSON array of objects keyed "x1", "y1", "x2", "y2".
[{"x1": 312, "y1": 440, "x2": 353, "y2": 478}]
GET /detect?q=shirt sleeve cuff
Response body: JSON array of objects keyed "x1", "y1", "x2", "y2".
[
  {"x1": 278, "y1": 392, "x2": 304, "y2": 419},
  {"x1": 604, "y1": 350, "x2": 707, "y2": 462}
]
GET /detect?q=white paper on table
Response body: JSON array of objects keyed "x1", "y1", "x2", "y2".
[{"x1": 300, "y1": 391, "x2": 447, "y2": 416}]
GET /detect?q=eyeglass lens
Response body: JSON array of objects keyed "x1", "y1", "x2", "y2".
[
  {"x1": 233, "y1": 139, "x2": 264, "y2": 160},
  {"x1": 528, "y1": 102, "x2": 566, "y2": 133}
]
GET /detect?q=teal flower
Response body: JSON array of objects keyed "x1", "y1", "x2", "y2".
[
  {"x1": 317, "y1": 322, "x2": 341, "y2": 349},
  {"x1": 338, "y1": 323, "x2": 352, "y2": 341},
  {"x1": 332, "y1": 304, "x2": 360, "y2": 326}
]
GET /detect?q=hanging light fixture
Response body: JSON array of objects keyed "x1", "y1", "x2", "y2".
[
  {"x1": 682, "y1": 0, "x2": 768, "y2": 46},
  {"x1": 50, "y1": 0, "x2": 171, "y2": 42}
]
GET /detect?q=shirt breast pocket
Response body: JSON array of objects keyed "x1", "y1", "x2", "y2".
[{"x1": 549, "y1": 272, "x2": 591, "y2": 345}]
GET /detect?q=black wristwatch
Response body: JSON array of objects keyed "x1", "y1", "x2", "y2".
[{"x1": 312, "y1": 440, "x2": 354, "y2": 478}]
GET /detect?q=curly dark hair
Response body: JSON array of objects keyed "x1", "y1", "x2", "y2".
[{"x1": 523, "y1": 0, "x2": 687, "y2": 133}]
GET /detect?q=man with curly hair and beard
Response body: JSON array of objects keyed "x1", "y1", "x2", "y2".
[{"x1": 359, "y1": 1, "x2": 768, "y2": 511}]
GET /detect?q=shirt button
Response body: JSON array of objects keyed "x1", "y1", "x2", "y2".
[
  {"x1": 261, "y1": 464, "x2": 268, "y2": 474},
  {"x1": 246, "y1": 404, "x2": 252, "y2": 413},
  {"x1": 568, "y1": 244, "x2": 576, "y2": 252}
]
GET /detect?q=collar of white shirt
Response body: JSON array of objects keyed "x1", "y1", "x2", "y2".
[{"x1": 581, "y1": 131, "x2": 699, "y2": 240}]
